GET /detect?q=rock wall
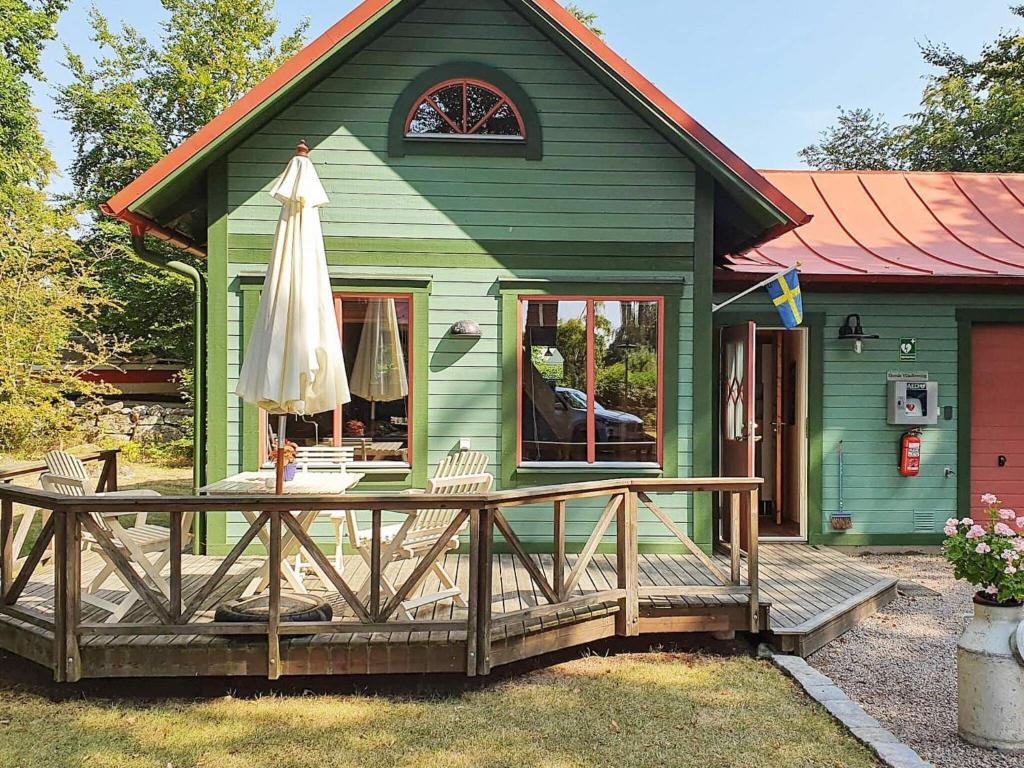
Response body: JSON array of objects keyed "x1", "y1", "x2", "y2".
[{"x1": 75, "y1": 401, "x2": 191, "y2": 444}]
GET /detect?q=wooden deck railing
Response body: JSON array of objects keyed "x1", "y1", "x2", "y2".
[
  {"x1": 0, "y1": 449, "x2": 120, "y2": 490},
  {"x1": 0, "y1": 477, "x2": 760, "y2": 682}
]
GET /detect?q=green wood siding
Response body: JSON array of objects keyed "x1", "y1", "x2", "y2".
[
  {"x1": 715, "y1": 290, "x2": 1024, "y2": 543},
  {"x1": 205, "y1": 0, "x2": 703, "y2": 553},
  {"x1": 225, "y1": 0, "x2": 695, "y2": 245},
  {"x1": 218, "y1": 262, "x2": 695, "y2": 553}
]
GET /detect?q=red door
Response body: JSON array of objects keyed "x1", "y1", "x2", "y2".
[
  {"x1": 721, "y1": 323, "x2": 757, "y2": 545},
  {"x1": 971, "y1": 325, "x2": 1024, "y2": 519}
]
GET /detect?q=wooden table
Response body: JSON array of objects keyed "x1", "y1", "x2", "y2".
[{"x1": 200, "y1": 471, "x2": 364, "y2": 596}]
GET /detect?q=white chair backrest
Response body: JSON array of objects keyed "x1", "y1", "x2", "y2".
[
  {"x1": 45, "y1": 451, "x2": 90, "y2": 482},
  {"x1": 264, "y1": 445, "x2": 355, "y2": 471},
  {"x1": 414, "y1": 451, "x2": 492, "y2": 533},
  {"x1": 39, "y1": 472, "x2": 90, "y2": 497}
]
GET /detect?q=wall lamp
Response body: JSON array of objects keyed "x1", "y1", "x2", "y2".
[
  {"x1": 449, "y1": 320, "x2": 482, "y2": 338},
  {"x1": 838, "y1": 313, "x2": 879, "y2": 354}
]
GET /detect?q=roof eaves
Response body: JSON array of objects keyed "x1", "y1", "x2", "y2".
[
  {"x1": 520, "y1": 0, "x2": 811, "y2": 234},
  {"x1": 106, "y1": 0, "x2": 810, "y2": 247},
  {"x1": 105, "y1": 0, "x2": 402, "y2": 218}
]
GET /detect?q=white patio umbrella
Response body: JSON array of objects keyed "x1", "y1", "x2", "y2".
[
  {"x1": 235, "y1": 140, "x2": 350, "y2": 493},
  {"x1": 350, "y1": 298, "x2": 409, "y2": 436}
]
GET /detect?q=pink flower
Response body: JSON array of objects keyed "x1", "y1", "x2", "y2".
[
  {"x1": 999, "y1": 508, "x2": 1017, "y2": 520},
  {"x1": 1007, "y1": 565, "x2": 1018, "y2": 575},
  {"x1": 982, "y1": 493, "x2": 999, "y2": 506},
  {"x1": 995, "y1": 522, "x2": 1016, "y2": 537},
  {"x1": 967, "y1": 525, "x2": 987, "y2": 539},
  {"x1": 944, "y1": 525, "x2": 958, "y2": 536},
  {"x1": 946, "y1": 518, "x2": 960, "y2": 527},
  {"x1": 986, "y1": 584, "x2": 999, "y2": 595},
  {"x1": 1017, "y1": 517, "x2": 1024, "y2": 529},
  {"x1": 976, "y1": 542, "x2": 992, "y2": 554},
  {"x1": 1002, "y1": 550, "x2": 1017, "y2": 561},
  {"x1": 1013, "y1": 539, "x2": 1024, "y2": 552},
  {"x1": 962, "y1": 518, "x2": 976, "y2": 526}
]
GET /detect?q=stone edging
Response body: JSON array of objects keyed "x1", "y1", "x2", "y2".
[{"x1": 765, "y1": 647, "x2": 934, "y2": 768}]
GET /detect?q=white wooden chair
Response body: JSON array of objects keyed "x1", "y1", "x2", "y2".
[
  {"x1": 262, "y1": 445, "x2": 356, "y2": 472},
  {"x1": 38, "y1": 471, "x2": 191, "y2": 623},
  {"x1": 13, "y1": 450, "x2": 104, "y2": 566},
  {"x1": 44, "y1": 450, "x2": 94, "y2": 485},
  {"x1": 332, "y1": 450, "x2": 492, "y2": 618}
]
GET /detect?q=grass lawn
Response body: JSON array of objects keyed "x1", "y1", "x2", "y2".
[{"x1": 0, "y1": 652, "x2": 878, "y2": 768}]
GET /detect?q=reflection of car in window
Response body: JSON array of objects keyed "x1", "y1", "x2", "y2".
[{"x1": 553, "y1": 387, "x2": 646, "y2": 443}]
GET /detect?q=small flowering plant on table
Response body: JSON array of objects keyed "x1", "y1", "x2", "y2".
[{"x1": 943, "y1": 493, "x2": 1024, "y2": 605}]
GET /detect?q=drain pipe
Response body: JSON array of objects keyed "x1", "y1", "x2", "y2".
[{"x1": 126, "y1": 226, "x2": 207, "y2": 496}]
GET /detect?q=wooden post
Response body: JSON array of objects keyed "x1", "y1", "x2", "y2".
[
  {"x1": 1, "y1": 498, "x2": 12, "y2": 603},
  {"x1": 268, "y1": 511, "x2": 281, "y2": 680},
  {"x1": 52, "y1": 510, "x2": 81, "y2": 683},
  {"x1": 476, "y1": 507, "x2": 494, "y2": 676},
  {"x1": 553, "y1": 500, "x2": 566, "y2": 601},
  {"x1": 729, "y1": 493, "x2": 741, "y2": 585},
  {"x1": 169, "y1": 510, "x2": 182, "y2": 622},
  {"x1": 97, "y1": 450, "x2": 119, "y2": 492},
  {"x1": 466, "y1": 508, "x2": 480, "y2": 676},
  {"x1": 615, "y1": 491, "x2": 639, "y2": 637},
  {"x1": 370, "y1": 509, "x2": 382, "y2": 621},
  {"x1": 747, "y1": 489, "x2": 760, "y2": 631}
]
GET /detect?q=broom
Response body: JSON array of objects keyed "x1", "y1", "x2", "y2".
[{"x1": 831, "y1": 440, "x2": 853, "y2": 530}]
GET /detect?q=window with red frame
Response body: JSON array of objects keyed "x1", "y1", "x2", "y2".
[
  {"x1": 405, "y1": 79, "x2": 526, "y2": 140},
  {"x1": 264, "y1": 295, "x2": 412, "y2": 465},
  {"x1": 519, "y1": 297, "x2": 662, "y2": 466}
]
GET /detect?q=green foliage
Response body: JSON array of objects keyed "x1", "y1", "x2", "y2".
[
  {"x1": 943, "y1": 495, "x2": 1024, "y2": 605},
  {"x1": 0, "y1": 1, "x2": 126, "y2": 455},
  {"x1": 802, "y1": 8, "x2": 1024, "y2": 172},
  {"x1": 0, "y1": 0, "x2": 65, "y2": 192},
  {"x1": 0, "y1": 197, "x2": 121, "y2": 454},
  {"x1": 57, "y1": 0, "x2": 307, "y2": 358},
  {"x1": 798, "y1": 108, "x2": 903, "y2": 171},
  {"x1": 566, "y1": 4, "x2": 603, "y2": 38},
  {"x1": 100, "y1": 436, "x2": 193, "y2": 467}
]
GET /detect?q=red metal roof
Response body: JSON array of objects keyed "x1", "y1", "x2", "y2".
[
  {"x1": 724, "y1": 170, "x2": 1024, "y2": 284},
  {"x1": 105, "y1": 0, "x2": 808, "y2": 238}
]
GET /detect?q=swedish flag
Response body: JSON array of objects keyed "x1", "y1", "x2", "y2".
[{"x1": 766, "y1": 268, "x2": 803, "y2": 329}]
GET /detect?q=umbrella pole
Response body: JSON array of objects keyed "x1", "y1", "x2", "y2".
[{"x1": 276, "y1": 414, "x2": 287, "y2": 495}]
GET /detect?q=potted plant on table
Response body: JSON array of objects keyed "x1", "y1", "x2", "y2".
[
  {"x1": 269, "y1": 439, "x2": 299, "y2": 482},
  {"x1": 944, "y1": 494, "x2": 1024, "y2": 752}
]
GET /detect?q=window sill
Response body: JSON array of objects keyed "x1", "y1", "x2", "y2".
[{"x1": 515, "y1": 463, "x2": 663, "y2": 479}]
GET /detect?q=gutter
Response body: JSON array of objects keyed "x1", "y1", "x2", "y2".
[{"x1": 98, "y1": 205, "x2": 207, "y2": 498}]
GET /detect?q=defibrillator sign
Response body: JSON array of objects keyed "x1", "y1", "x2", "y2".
[{"x1": 899, "y1": 337, "x2": 917, "y2": 362}]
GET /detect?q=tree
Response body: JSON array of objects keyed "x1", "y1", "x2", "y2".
[
  {"x1": 803, "y1": 7, "x2": 1024, "y2": 172},
  {"x1": 799, "y1": 108, "x2": 903, "y2": 171},
  {"x1": 0, "y1": 0, "x2": 64, "y2": 192},
  {"x1": 566, "y1": 4, "x2": 604, "y2": 38},
  {"x1": 0, "y1": 1, "x2": 123, "y2": 453},
  {"x1": 57, "y1": 1, "x2": 307, "y2": 359}
]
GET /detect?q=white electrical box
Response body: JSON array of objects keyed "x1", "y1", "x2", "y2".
[{"x1": 887, "y1": 380, "x2": 939, "y2": 425}]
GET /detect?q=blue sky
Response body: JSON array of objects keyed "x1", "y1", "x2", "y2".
[{"x1": 34, "y1": 0, "x2": 1020, "y2": 196}]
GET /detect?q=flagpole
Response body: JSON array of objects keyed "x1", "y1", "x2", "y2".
[{"x1": 712, "y1": 263, "x2": 801, "y2": 314}]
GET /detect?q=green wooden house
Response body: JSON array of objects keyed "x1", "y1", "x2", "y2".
[{"x1": 104, "y1": 0, "x2": 1024, "y2": 554}]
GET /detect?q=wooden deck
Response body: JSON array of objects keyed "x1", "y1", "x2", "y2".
[{"x1": 0, "y1": 542, "x2": 894, "y2": 677}]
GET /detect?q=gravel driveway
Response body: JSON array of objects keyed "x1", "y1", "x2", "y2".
[{"x1": 809, "y1": 553, "x2": 1021, "y2": 768}]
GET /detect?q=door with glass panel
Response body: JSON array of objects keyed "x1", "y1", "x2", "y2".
[{"x1": 720, "y1": 322, "x2": 757, "y2": 547}]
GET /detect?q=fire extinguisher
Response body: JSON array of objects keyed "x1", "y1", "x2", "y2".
[{"x1": 899, "y1": 429, "x2": 923, "y2": 477}]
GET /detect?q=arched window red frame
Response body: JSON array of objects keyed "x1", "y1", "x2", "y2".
[{"x1": 404, "y1": 78, "x2": 527, "y2": 140}]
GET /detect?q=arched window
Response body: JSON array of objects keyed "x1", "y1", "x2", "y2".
[{"x1": 405, "y1": 79, "x2": 526, "y2": 141}]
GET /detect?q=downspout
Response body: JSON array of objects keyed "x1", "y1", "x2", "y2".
[{"x1": 127, "y1": 228, "x2": 207, "y2": 497}]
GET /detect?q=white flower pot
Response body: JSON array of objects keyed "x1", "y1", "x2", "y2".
[{"x1": 957, "y1": 595, "x2": 1024, "y2": 752}]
